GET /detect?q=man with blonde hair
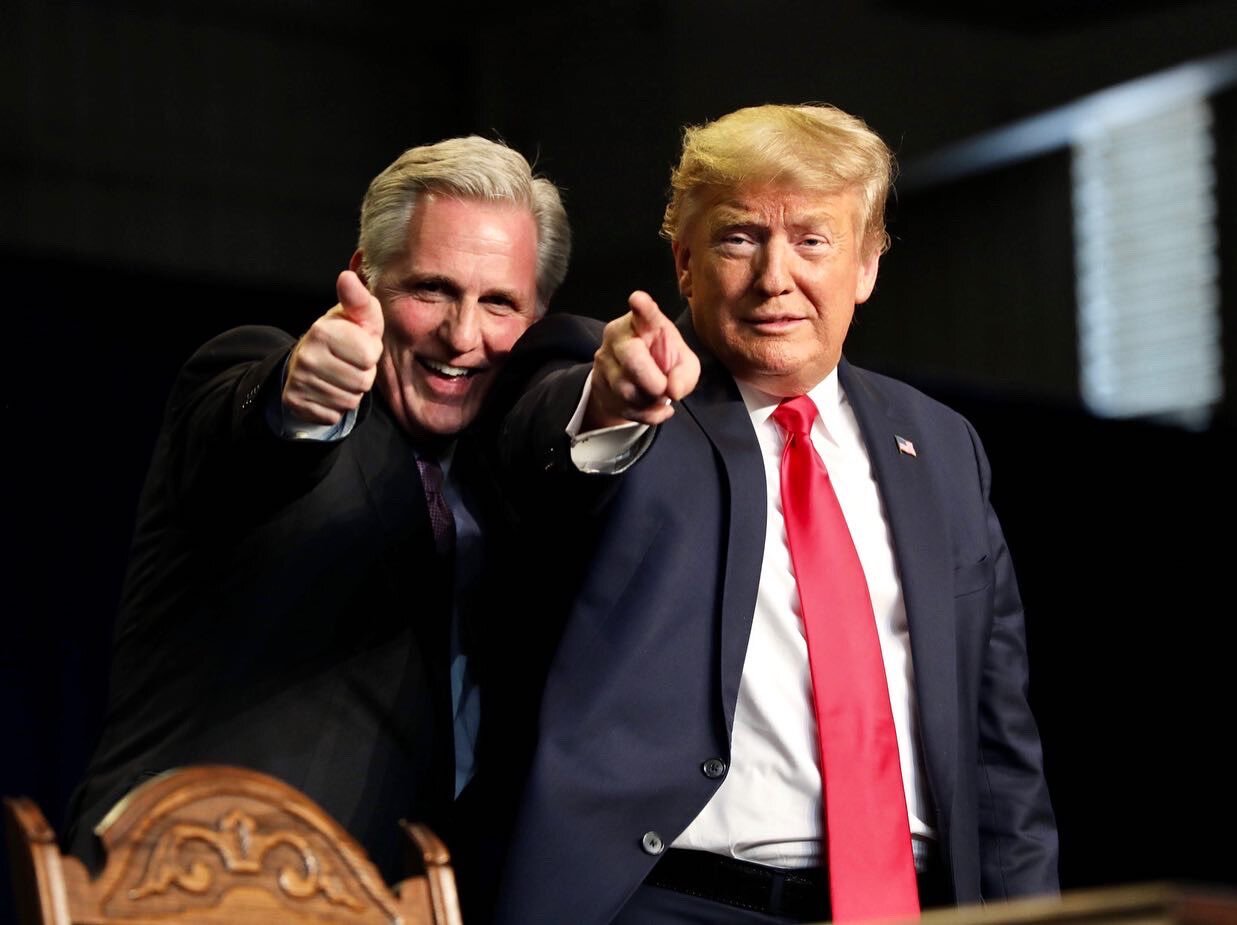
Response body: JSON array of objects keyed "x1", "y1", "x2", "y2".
[
  {"x1": 488, "y1": 104, "x2": 1057, "y2": 924},
  {"x1": 65, "y1": 136, "x2": 569, "y2": 880}
]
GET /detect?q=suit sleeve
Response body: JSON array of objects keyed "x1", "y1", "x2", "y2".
[
  {"x1": 970, "y1": 421, "x2": 1060, "y2": 898},
  {"x1": 488, "y1": 313, "x2": 633, "y2": 520},
  {"x1": 158, "y1": 325, "x2": 358, "y2": 520}
]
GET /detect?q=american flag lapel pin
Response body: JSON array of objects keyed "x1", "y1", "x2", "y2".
[{"x1": 895, "y1": 434, "x2": 917, "y2": 457}]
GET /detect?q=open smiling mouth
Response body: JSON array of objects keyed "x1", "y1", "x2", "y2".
[{"x1": 419, "y1": 357, "x2": 484, "y2": 380}]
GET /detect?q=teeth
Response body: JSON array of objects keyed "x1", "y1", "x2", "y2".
[{"x1": 422, "y1": 358, "x2": 472, "y2": 378}]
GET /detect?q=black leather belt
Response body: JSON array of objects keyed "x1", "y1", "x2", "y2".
[
  {"x1": 645, "y1": 849, "x2": 830, "y2": 921},
  {"x1": 646, "y1": 844, "x2": 949, "y2": 921}
]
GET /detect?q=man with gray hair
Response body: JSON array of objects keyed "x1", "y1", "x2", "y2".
[{"x1": 64, "y1": 135, "x2": 570, "y2": 880}]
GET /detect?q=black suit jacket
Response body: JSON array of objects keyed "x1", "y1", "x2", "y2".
[
  {"x1": 65, "y1": 325, "x2": 456, "y2": 880},
  {"x1": 482, "y1": 313, "x2": 1058, "y2": 925}
]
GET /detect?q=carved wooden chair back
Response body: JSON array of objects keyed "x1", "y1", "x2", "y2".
[{"x1": 3, "y1": 765, "x2": 462, "y2": 925}]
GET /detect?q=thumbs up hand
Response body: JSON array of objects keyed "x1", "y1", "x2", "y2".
[
  {"x1": 585, "y1": 290, "x2": 701, "y2": 429},
  {"x1": 282, "y1": 270, "x2": 386, "y2": 425}
]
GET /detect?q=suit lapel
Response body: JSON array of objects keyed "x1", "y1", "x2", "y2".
[
  {"x1": 839, "y1": 361, "x2": 958, "y2": 799},
  {"x1": 345, "y1": 403, "x2": 455, "y2": 801},
  {"x1": 678, "y1": 317, "x2": 767, "y2": 735},
  {"x1": 350, "y1": 404, "x2": 442, "y2": 602}
]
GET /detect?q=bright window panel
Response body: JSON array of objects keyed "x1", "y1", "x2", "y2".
[{"x1": 1072, "y1": 98, "x2": 1221, "y2": 427}]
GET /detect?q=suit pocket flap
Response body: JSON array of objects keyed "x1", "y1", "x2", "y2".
[{"x1": 953, "y1": 556, "x2": 993, "y2": 596}]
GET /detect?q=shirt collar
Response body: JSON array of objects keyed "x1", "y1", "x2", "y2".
[{"x1": 734, "y1": 367, "x2": 847, "y2": 447}]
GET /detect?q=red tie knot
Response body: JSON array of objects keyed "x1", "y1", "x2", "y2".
[{"x1": 772, "y1": 394, "x2": 818, "y2": 437}]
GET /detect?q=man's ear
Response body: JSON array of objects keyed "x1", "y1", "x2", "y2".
[
  {"x1": 854, "y1": 250, "x2": 880, "y2": 305},
  {"x1": 672, "y1": 241, "x2": 693, "y2": 299},
  {"x1": 348, "y1": 249, "x2": 368, "y2": 286}
]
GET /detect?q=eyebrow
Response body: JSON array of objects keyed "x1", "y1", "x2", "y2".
[
  {"x1": 398, "y1": 273, "x2": 460, "y2": 294},
  {"x1": 707, "y1": 205, "x2": 761, "y2": 231},
  {"x1": 395, "y1": 273, "x2": 524, "y2": 306},
  {"x1": 708, "y1": 203, "x2": 842, "y2": 234}
]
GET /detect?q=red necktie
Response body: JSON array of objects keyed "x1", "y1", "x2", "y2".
[{"x1": 772, "y1": 395, "x2": 919, "y2": 923}]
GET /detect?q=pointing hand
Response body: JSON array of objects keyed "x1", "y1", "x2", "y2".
[{"x1": 586, "y1": 291, "x2": 701, "y2": 429}]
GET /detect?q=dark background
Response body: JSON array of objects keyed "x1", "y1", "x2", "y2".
[{"x1": 4, "y1": 1, "x2": 1236, "y2": 921}]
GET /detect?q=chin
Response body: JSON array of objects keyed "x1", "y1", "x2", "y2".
[
  {"x1": 418, "y1": 414, "x2": 472, "y2": 437},
  {"x1": 735, "y1": 353, "x2": 801, "y2": 382}
]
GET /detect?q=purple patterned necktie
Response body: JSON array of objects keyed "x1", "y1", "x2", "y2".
[{"x1": 416, "y1": 457, "x2": 455, "y2": 556}]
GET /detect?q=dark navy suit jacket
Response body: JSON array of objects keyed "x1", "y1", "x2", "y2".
[{"x1": 482, "y1": 312, "x2": 1058, "y2": 925}]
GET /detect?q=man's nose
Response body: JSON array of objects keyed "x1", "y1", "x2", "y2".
[
  {"x1": 440, "y1": 301, "x2": 482, "y2": 353},
  {"x1": 755, "y1": 239, "x2": 794, "y2": 296}
]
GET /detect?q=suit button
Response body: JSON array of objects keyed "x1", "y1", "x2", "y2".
[
  {"x1": 701, "y1": 758, "x2": 727, "y2": 779},
  {"x1": 641, "y1": 831, "x2": 664, "y2": 855}
]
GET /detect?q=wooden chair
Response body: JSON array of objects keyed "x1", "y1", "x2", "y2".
[{"x1": 3, "y1": 765, "x2": 462, "y2": 925}]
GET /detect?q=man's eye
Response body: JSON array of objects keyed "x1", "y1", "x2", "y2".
[{"x1": 412, "y1": 282, "x2": 448, "y2": 298}]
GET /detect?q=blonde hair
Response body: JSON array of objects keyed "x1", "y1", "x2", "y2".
[
  {"x1": 358, "y1": 136, "x2": 570, "y2": 315},
  {"x1": 662, "y1": 103, "x2": 894, "y2": 257}
]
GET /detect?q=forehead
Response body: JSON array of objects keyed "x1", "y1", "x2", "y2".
[
  {"x1": 402, "y1": 196, "x2": 537, "y2": 267},
  {"x1": 700, "y1": 184, "x2": 863, "y2": 231}
]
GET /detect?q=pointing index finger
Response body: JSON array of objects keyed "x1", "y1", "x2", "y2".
[{"x1": 627, "y1": 290, "x2": 668, "y2": 338}]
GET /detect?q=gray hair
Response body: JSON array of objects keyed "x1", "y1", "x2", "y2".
[{"x1": 358, "y1": 136, "x2": 571, "y2": 314}]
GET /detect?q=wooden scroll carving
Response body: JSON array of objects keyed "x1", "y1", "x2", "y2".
[{"x1": 4, "y1": 764, "x2": 460, "y2": 924}]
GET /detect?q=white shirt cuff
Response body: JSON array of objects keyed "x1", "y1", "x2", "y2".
[
  {"x1": 266, "y1": 356, "x2": 359, "y2": 442},
  {"x1": 281, "y1": 409, "x2": 357, "y2": 442},
  {"x1": 566, "y1": 371, "x2": 653, "y2": 474}
]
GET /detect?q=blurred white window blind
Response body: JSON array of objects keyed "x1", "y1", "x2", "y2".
[{"x1": 1072, "y1": 98, "x2": 1221, "y2": 427}]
